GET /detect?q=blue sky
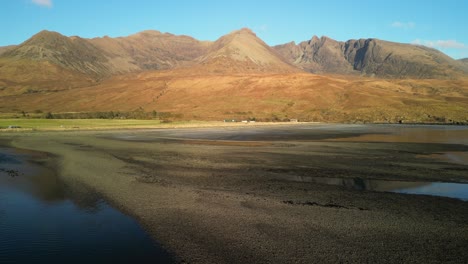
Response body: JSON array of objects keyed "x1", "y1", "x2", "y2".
[{"x1": 2, "y1": 0, "x2": 467, "y2": 59}]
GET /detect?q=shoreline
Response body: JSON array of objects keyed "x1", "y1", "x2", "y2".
[
  {"x1": 0, "y1": 120, "x2": 315, "y2": 132},
  {"x1": 1, "y1": 119, "x2": 467, "y2": 133},
  {"x1": 2, "y1": 125, "x2": 468, "y2": 263}
]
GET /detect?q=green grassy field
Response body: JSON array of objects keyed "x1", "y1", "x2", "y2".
[
  {"x1": 0, "y1": 119, "x2": 169, "y2": 131},
  {"x1": 0, "y1": 117, "x2": 308, "y2": 132}
]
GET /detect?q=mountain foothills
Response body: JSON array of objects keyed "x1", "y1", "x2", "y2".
[
  {"x1": 0, "y1": 28, "x2": 467, "y2": 123},
  {"x1": 459, "y1": 58, "x2": 468, "y2": 68}
]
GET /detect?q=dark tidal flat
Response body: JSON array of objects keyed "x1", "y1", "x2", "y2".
[{"x1": 1, "y1": 123, "x2": 468, "y2": 263}]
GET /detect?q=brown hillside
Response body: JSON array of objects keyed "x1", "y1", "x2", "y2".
[
  {"x1": 194, "y1": 28, "x2": 300, "y2": 74},
  {"x1": 0, "y1": 28, "x2": 467, "y2": 123},
  {"x1": 1, "y1": 30, "x2": 212, "y2": 78},
  {"x1": 1, "y1": 70, "x2": 466, "y2": 123},
  {"x1": 0, "y1": 58, "x2": 95, "y2": 97},
  {"x1": 88, "y1": 30, "x2": 211, "y2": 72},
  {"x1": 0, "y1": 45, "x2": 16, "y2": 56},
  {"x1": 0, "y1": 30, "x2": 212, "y2": 95},
  {"x1": 0, "y1": 28, "x2": 302, "y2": 89},
  {"x1": 2, "y1": 30, "x2": 111, "y2": 77},
  {"x1": 459, "y1": 58, "x2": 468, "y2": 71}
]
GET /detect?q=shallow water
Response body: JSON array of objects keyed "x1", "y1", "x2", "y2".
[
  {"x1": 328, "y1": 124, "x2": 468, "y2": 165},
  {"x1": 0, "y1": 148, "x2": 173, "y2": 263},
  {"x1": 110, "y1": 124, "x2": 468, "y2": 200},
  {"x1": 280, "y1": 175, "x2": 468, "y2": 201}
]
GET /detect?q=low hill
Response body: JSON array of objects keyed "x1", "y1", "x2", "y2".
[{"x1": 1, "y1": 71, "x2": 466, "y2": 123}]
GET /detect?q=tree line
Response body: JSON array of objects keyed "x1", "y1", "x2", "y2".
[{"x1": 18, "y1": 109, "x2": 183, "y2": 120}]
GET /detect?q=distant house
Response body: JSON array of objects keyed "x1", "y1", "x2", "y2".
[
  {"x1": 8, "y1": 125, "x2": 21, "y2": 129},
  {"x1": 289, "y1": 119, "x2": 298, "y2": 122}
]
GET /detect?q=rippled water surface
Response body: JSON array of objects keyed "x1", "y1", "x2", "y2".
[{"x1": 0, "y1": 148, "x2": 173, "y2": 263}]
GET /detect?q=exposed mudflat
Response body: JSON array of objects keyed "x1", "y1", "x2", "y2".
[{"x1": 3, "y1": 124, "x2": 468, "y2": 263}]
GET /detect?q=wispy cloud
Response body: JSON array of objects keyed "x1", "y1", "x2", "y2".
[
  {"x1": 391, "y1": 21, "x2": 415, "y2": 30},
  {"x1": 412, "y1": 39, "x2": 467, "y2": 50},
  {"x1": 412, "y1": 39, "x2": 468, "y2": 59},
  {"x1": 32, "y1": 0, "x2": 53, "y2": 8},
  {"x1": 255, "y1": 24, "x2": 268, "y2": 32}
]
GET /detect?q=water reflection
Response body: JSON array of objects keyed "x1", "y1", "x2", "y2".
[
  {"x1": 282, "y1": 175, "x2": 468, "y2": 201},
  {"x1": 328, "y1": 125, "x2": 468, "y2": 165},
  {"x1": 329, "y1": 125, "x2": 468, "y2": 145},
  {"x1": 0, "y1": 147, "x2": 173, "y2": 263},
  {"x1": 0, "y1": 148, "x2": 67, "y2": 203}
]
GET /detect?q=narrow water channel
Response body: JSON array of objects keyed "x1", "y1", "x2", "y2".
[
  {"x1": 281, "y1": 175, "x2": 468, "y2": 201},
  {"x1": 0, "y1": 148, "x2": 173, "y2": 263}
]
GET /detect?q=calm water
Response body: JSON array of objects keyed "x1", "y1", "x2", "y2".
[{"x1": 0, "y1": 148, "x2": 173, "y2": 263}]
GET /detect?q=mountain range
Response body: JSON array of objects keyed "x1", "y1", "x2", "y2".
[
  {"x1": 0, "y1": 28, "x2": 467, "y2": 123},
  {"x1": 274, "y1": 36, "x2": 468, "y2": 78}
]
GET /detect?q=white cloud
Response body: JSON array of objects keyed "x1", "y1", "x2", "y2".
[
  {"x1": 434, "y1": 40, "x2": 467, "y2": 49},
  {"x1": 412, "y1": 39, "x2": 467, "y2": 50},
  {"x1": 412, "y1": 39, "x2": 468, "y2": 59},
  {"x1": 391, "y1": 21, "x2": 415, "y2": 30},
  {"x1": 32, "y1": 0, "x2": 52, "y2": 7},
  {"x1": 255, "y1": 24, "x2": 268, "y2": 32}
]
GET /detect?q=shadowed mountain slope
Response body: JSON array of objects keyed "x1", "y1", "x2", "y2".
[
  {"x1": 274, "y1": 37, "x2": 354, "y2": 74},
  {"x1": 274, "y1": 36, "x2": 468, "y2": 78}
]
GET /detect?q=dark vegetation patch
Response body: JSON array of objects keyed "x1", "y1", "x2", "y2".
[
  {"x1": 283, "y1": 200, "x2": 368, "y2": 210},
  {"x1": 0, "y1": 168, "x2": 20, "y2": 177}
]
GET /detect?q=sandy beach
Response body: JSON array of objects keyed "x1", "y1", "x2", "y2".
[{"x1": 2, "y1": 124, "x2": 468, "y2": 263}]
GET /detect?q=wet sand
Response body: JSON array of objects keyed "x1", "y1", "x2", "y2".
[{"x1": 2, "y1": 124, "x2": 468, "y2": 263}]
